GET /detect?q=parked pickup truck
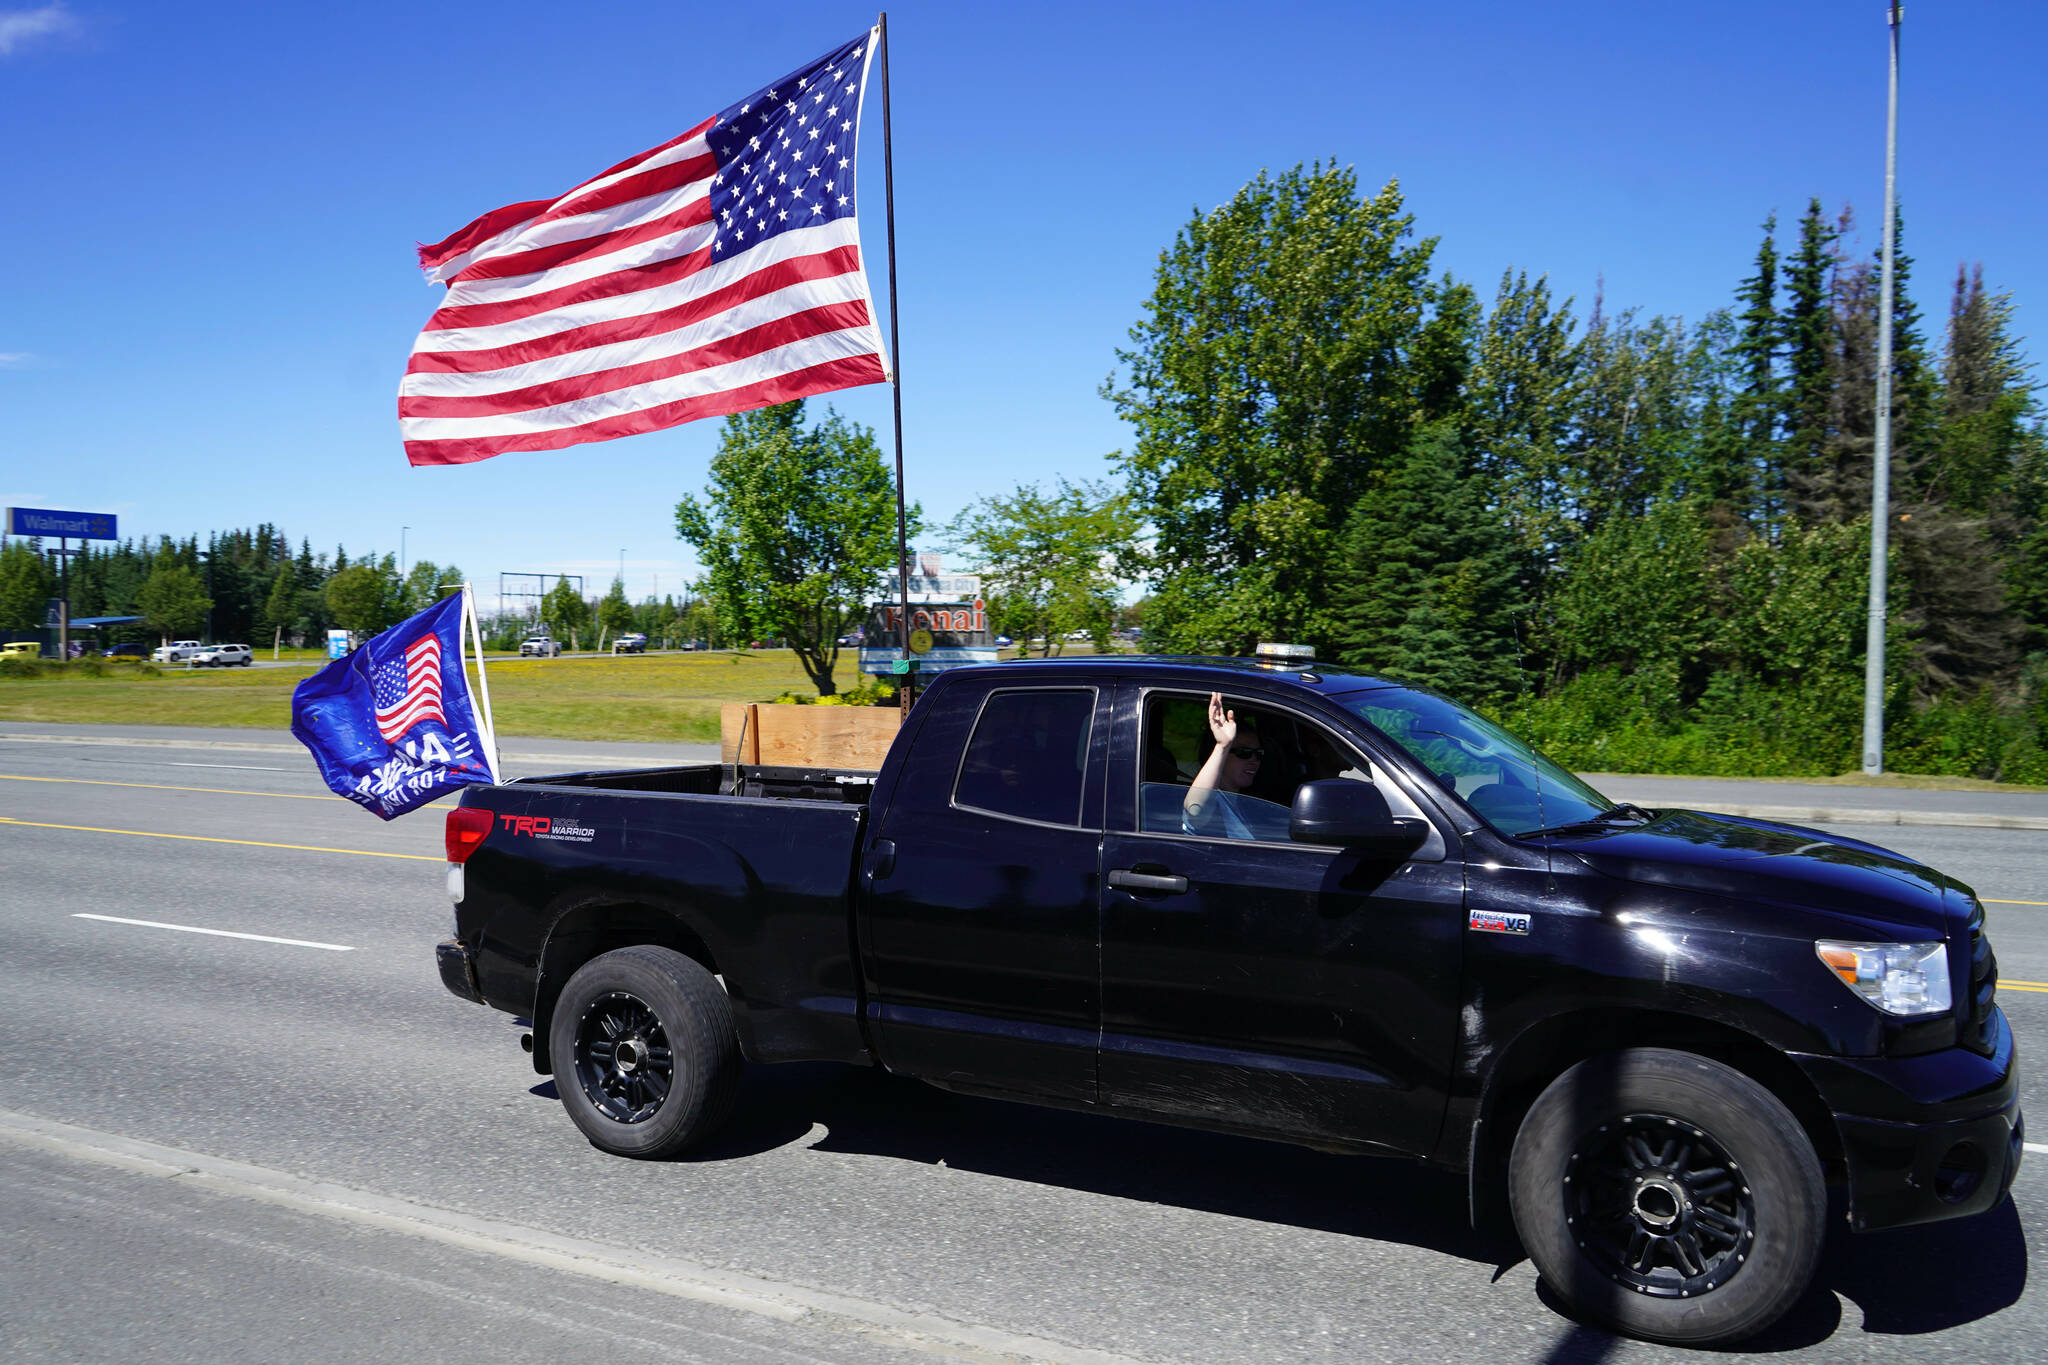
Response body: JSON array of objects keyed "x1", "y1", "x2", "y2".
[{"x1": 434, "y1": 655, "x2": 2020, "y2": 1346}]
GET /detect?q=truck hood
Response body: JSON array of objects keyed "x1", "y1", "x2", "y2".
[{"x1": 1558, "y1": 808, "x2": 1962, "y2": 937}]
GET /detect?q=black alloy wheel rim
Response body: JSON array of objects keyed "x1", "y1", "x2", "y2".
[
  {"x1": 572, "y1": 990, "x2": 675, "y2": 1123},
  {"x1": 1566, "y1": 1113, "x2": 1757, "y2": 1299}
]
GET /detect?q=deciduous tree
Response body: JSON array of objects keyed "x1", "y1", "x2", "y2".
[
  {"x1": 137, "y1": 564, "x2": 212, "y2": 645},
  {"x1": 675, "y1": 400, "x2": 913, "y2": 694},
  {"x1": 947, "y1": 479, "x2": 1128, "y2": 656},
  {"x1": 1106, "y1": 164, "x2": 1453, "y2": 651}
]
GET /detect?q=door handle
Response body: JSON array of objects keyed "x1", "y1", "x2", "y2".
[
  {"x1": 864, "y1": 839, "x2": 896, "y2": 880},
  {"x1": 1108, "y1": 867, "x2": 1188, "y2": 895}
]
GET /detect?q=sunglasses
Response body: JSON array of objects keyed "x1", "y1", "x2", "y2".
[{"x1": 1229, "y1": 745, "x2": 1265, "y2": 760}]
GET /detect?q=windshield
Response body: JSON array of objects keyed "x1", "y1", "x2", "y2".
[{"x1": 1334, "y1": 686, "x2": 1611, "y2": 834}]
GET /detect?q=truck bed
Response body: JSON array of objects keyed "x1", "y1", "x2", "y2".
[{"x1": 510, "y1": 762, "x2": 877, "y2": 805}]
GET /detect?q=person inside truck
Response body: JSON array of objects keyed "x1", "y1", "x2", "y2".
[{"x1": 1181, "y1": 692, "x2": 1290, "y2": 840}]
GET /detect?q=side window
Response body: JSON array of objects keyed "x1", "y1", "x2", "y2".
[
  {"x1": 953, "y1": 688, "x2": 1095, "y2": 826},
  {"x1": 1137, "y1": 691, "x2": 1442, "y2": 857}
]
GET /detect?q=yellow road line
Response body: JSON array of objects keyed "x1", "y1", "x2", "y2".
[
  {"x1": 2005, "y1": 980, "x2": 2048, "y2": 994},
  {"x1": 1983, "y1": 898, "x2": 2048, "y2": 906},
  {"x1": 0, "y1": 817, "x2": 438, "y2": 861},
  {"x1": 0, "y1": 773, "x2": 344, "y2": 802}
]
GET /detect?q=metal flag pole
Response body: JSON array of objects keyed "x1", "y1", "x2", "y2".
[
  {"x1": 461, "y1": 583, "x2": 502, "y2": 783},
  {"x1": 878, "y1": 10, "x2": 915, "y2": 708},
  {"x1": 1860, "y1": 2, "x2": 1902, "y2": 775}
]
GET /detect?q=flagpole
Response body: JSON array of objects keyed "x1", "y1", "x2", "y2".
[
  {"x1": 462, "y1": 584, "x2": 502, "y2": 783},
  {"x1": 878, "y1": 11, "x2": 914, "y2": 707}
]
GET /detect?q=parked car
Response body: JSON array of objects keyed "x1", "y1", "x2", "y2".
[
  {"x1": 192, "y1": 643, "x2": 253, "y2": 667},
  {"x1": 1, "y1": 641, "x2": 39, "y2": 660},
  {"x1": 152, "y1": 640, "x2": 204, "y2": 663},
  {"x1": 435, "y1": 654, "x2": 2021, "y2": 1347},
  {"x1": 611, "y1": 633, "x2": 647, "y2": 654},
  {"x1": 101, "y1": 642, "x2": 149, "y2": 660},
  {"x1": 519, "y1": 635, "x2": 561, "y2": 658}
]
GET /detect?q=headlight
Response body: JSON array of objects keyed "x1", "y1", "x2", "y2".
[{"x1": 1815, "y1": 940, "x2": 1951, "y2": 1016}]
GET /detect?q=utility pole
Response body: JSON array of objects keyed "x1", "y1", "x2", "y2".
[{"x1": 1860, "y1": 3, "x2": 1902, "y2": 775}]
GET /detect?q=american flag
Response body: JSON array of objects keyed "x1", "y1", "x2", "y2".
[
  {"x1": 400, "y1": 30, "x2": 888, "y2": 466},
  {"x1": 373, "y1": 632, "x2": 446, "y2": 741}
]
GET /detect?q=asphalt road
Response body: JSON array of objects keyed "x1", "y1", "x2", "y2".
[{"x1": 1, "y1": 729, "x2": 2043, "y2": 1364}]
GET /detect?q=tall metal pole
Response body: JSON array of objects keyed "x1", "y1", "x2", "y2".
[
  {"x1": 1860, "y1": 3, "x2": 1902, "y2": 775},
  {"x1": 879, "y1": 11, "x2": 914, "y2": 705},
  {"x1": 401, "y1": 525, "x2": 410, "y2": 580}
]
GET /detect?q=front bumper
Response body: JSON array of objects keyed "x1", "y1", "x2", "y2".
[
  {"x1": 1794, "y1": 1004, "x2": 2021, "y2": 1232},
  {"x1": 436, "y1": 937, "x2": 484, "y2": 1004}
]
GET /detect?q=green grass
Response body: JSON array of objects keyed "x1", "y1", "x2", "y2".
[{"x1": 0, "y1": 650, "x2": 878, "y2": 742}]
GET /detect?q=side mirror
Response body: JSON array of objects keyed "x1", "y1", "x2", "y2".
[{"x1": 1289, "y1": 779, "x2": 1429, "y2": 856}]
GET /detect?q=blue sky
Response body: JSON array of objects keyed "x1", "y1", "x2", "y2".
[{"x1": 4, "y1": 2, "x2": 2041, "y2": 612}]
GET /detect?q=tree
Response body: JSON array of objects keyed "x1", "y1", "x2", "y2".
[
  {"x1": 1545, "y1": 499, "x2": 1715, "y2": 691},
  {"x1": 1781, "y1": 199, "x2": 1842, "y2": 501},
  {"x1": 325, "y1": 558, "x2": 399, "y2": 636},
  {"x1": 947, "y1": 479, "x2": 1129, "y2": 656},
  {"x1": 1324, "y1": 422, "x2": 1525, "y2": 700},
  {"x1": 1106, "y1": 164, "x2": 1452, "y2": 651},
  {"x1": 261, "y1": 566, "x2": 298, "y2": 646},
  {"x1": 1465, "y1": 270, "x2": 1580, "y2": 562},
  {"x1": 398, "y1": 559, "x2": 464, "y2": 617},
  {"x1": 675, "y1": 400, "x2": 911, "y2": 694},
  {"x1": 137, "y1": 564, "x2": 212, "y2": 645},
  {"x1": 540, "y1": 575, "x2": 589, "y2": 649},
  {"x1": 1729, "y1": 214, "x2": 1783, "y2": 519},
  {"x1": 0, "y1": 540, "x2": 56, "y2": 633},
  {"x1": 595, "y1": 576, "x2": 634, "y2": 649}
]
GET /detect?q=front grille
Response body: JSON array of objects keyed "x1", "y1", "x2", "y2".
[{"x1": 1963, "y1": 901, "x2": 1999, "y2": 1057}]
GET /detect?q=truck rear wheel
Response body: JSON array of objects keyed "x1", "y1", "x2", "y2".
[
  {"x1": 1508, "y1": 1048, "x2": 1825, "y2": 1346},
  {"x1": 548, "y1": 946, "x2": 739, "y2": 1159}
]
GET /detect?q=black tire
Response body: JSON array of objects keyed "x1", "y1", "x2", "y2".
[
  {"x1": 547, "y1": 946, "x2": 739, "y2": 1159},
  {"x1": 1509, "y1": 1048, "x2": 1825, "y2": 1347}
]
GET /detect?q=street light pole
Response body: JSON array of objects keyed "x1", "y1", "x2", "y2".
[{"x1": 1860, "y1": 3, "x2": 1902, "y2": 775}]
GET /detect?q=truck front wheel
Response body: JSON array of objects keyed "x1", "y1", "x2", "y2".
[
  {"x1": 548, "y1": 946, "x2": 739, "y2": 1159},
  {"x1": 1508, "y1": 1047, "x2": 1825, "y2": 1347}
]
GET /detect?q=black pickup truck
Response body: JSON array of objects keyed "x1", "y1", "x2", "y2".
[{"x1": 434, "y1": 655, "x2": 2020, "y2": 1346}]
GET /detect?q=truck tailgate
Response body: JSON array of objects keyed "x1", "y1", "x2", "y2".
[{"x1": 459, "y1": 783, "x2": 869, "y2": 1063}]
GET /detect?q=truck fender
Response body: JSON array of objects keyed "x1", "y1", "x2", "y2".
[{"x1": 529, "y1": 890, "x2": 728, "y2": 1073}]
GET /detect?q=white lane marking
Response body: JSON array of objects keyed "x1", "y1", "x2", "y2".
[
  {"x1": 165, "y1": 762, "x2": 289, "y2": 771},
  {"x1": 0, "y1": 1109, "x2": 1152, "y2": 1365},
  {"x1": 2026, "y1": 1142, "x2": 2048, "y2": 1156},
  {"x1": 73, "y1": 914, "x2": 354, "y2": 952}
]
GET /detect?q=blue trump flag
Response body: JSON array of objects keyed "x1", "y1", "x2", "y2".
[{"x1": 291, "y1": 588, "x2": 500, "y2": 819}]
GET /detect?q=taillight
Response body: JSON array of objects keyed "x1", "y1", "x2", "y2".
[{"x1": 445, "y1": 806, "x2": 493, "y2": 863}]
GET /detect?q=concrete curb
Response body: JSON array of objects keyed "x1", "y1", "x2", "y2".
[{"x1": 1688, "y1": 802, "x2": 2048, "y2": 833}]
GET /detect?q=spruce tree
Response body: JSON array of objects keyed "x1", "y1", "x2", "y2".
[
  {"x1": 1781, "y1": 199, "x2": 1841, "y2": 517},
  {"x1": 1729, "y1": 215, "x2": 1783, "y2": 523},
  {"x1": 1325, "y1": 422, "x2": 1524, "y2": 699}
]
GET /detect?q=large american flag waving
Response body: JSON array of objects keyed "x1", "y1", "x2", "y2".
[{"x1": 400, "y1": 30, "x2": 888, "y2": 466}]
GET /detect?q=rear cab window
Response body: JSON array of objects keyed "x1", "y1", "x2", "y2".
[{"x1": 952, "y1": 688, "x2": 1096, "y2": 826}]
